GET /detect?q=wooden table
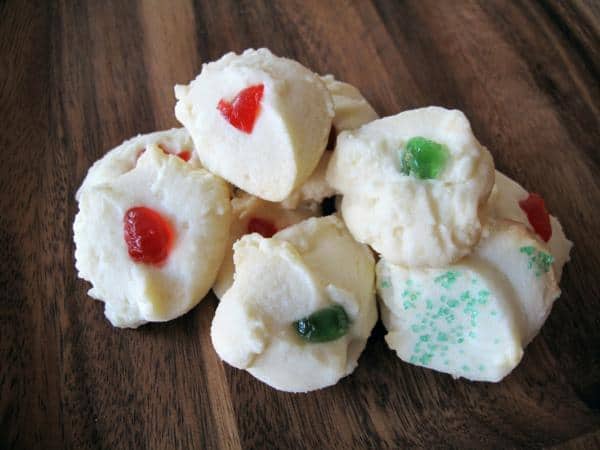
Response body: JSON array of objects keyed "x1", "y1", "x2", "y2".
[{"x1": 1, "y1": 1, "x2": 599, "y2": 448}]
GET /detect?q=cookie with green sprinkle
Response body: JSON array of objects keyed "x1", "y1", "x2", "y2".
[
  {"x1": 376, "y1": 219, "x2": 561, "y2": 382},
  {"x1": 487, "y1": 170, "x2": 572, "y2": 281},
  {"x1": 476, "y1": 219, "x2": 561, "y2": 344},
  {"x1": 377, "y1": 260, "x2": 524, "y2": 382}
]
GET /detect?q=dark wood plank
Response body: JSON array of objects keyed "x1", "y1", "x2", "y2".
[
  {"x1": 1, "y1": 0, "x2": 599, "y2": 448},
  {"x1": 0, "y1": 2, "x2": 62, "y2": 448}
]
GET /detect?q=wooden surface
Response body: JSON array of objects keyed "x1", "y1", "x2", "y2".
[{"x1": 1, "y1": 0, "x2": 599, "y2": 448}]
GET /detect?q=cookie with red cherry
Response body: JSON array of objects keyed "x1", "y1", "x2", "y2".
[
  {"x1": 74, "y1": 142, "x2": 231, "y2": 328},
  {"x1": 174, "y1": 48, "x2": 334, "y2": 202}
]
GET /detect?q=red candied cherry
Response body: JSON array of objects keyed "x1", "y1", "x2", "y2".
[
  {"x1": 177, "y1": 150, "x2": 191, "y2": 162},
  {"x1": 519, "y1": 193, "x2": 552, "y2": 242},
  {"x1": 217, "y1": 84, "x2": 264, "y2": 133},
  {"x1": 157, "y1": 144, "x2": 192, "y2": 162},
  {"x1": 124, "y1": 207, "x2": 174, "y2": 265},
  {"x1": 247, "y1": 217, "x2": 277, "y2": 238}
]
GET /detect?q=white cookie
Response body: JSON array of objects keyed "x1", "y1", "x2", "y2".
[
  {"x1": 377, "y1": 219, "x2": 560, "y2": 382},
  {"x1": 212, "y1": 191, "x2": 319, "y2": 299},
  {"x1": 213, "y1": 75, "x2": 380, "y2": 298},
  {"x1": 320, "y1": 74, "x2": 379, "y2": 132},
  {"x1": 488, "y1": 171, "x2": 572, "y2": 280},
  {"x1": 175, "y1": 48, "x2": 334, "y2": 202},
  {"x1": 279, "y1": 151, "x2": 337, "y2": 210},
  {"x1": 211, "y1": 216, "x2": 376, "y2": 392},
  {"x1": 281, "y1": 76, "x2": 379, "y2": 210},
  {"x1": 476, "y1": 220, "x2": 561, "y2": 344},
  {"x1": 76, "y1": 128, "x2": 201, "y2": 201},
  {"x1": 74, "y1": 145, "x2": 231, "y2": 328},
  {"x1": 327, "y1": 107, "x2": 495, "y2": 267}
]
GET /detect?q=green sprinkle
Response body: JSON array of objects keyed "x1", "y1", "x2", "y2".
[
  {"x1": 462, "y1": 365, "x2": 470, "y2": 372},
  {"x1": 402, "y1": 287, "x2": 420, "y2": 310},
  {"x1": 294, "y1": 305, "x2": 349, "y2": 343},
  {"x1": 400, "y1": 137, "x2": 450, "y2": 179},
  {"x1": 520, "y1": 246, "x2": 554, "y2": 276},
  {"x1": 477, "y1": 290, "x2": 490, "y2": 304},
  {"x1": 434, "y1": 271, "x2": 460, "y2": 289},
  {"x1": 520, "y1": 246, "x2": 535, "y2": 256},
  {"x1": 405, "y1": 273, "x2": 502, "y2": 370},
  {"x1": 380, "y1": 279, "x2": 391, "y2": 289},
  {"x1": 419, "y1": 353, "x2": 433, "y2": 365}
]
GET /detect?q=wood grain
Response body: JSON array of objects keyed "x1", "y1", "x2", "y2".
[{"x1": 1, "y1": 0, "x2": 599, "y2": 448}]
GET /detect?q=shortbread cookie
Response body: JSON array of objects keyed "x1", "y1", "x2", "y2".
[
  {"x1": 488, "y1": 171, "x2": 572, "y2": 279},
  {"x1": 212, "y1": 191, "x2": 319, "y2": 299},
  {"x1": 74, "y1": 145, "x2": 231, "y2": 328},
  {"x1": 327, "y1": 107, "x2": 495, "y2": 267},
  {"x1": 279, "y1": 151, "x2": 337, "y2": 210},
  {"x1": 175, "y1": 48, "x2": 334, "y2": 202},
  {"x1": 211, "y1": 216, "x2": 376, "y2": 392},
  {"x1": 281, "y1": 76, "x2": 379, "y2": 209},
  {"x1": 76, "y1": 128, "x2": 201, "y2": 201},
  {"x1": 377, "y1": 219, "x2": 560, "y2": 381},
  {"x1": 320, "y1": 74, "x2": 379, "y2": 132},
  {"x1": 213, "y1": 75, "x2": 380, "y2": 298}
]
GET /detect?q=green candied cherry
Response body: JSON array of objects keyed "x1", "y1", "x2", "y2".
[
  {"x1": 294, "y1": 305, "x2": 350, "y2": 343},
  {"x1": 400, "y1": 136, "x2": 449, "y2": 179}
]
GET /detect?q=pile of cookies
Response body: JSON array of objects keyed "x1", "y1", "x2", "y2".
[{"x1": 74, "y1": 48, "x2": 572, "y2": 392}]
